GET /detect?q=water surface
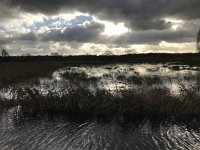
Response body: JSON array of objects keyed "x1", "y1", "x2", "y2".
[{"x1": 1, "y1": 108, "x2": 200, "y2": 150}]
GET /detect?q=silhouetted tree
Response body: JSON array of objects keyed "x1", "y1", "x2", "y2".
[
  {"x1": 1, "y1": 49, "x2": 9, "y2": 57},
  {"x1": 197, "y1": 29, "x2": 200, "y2": 52}
]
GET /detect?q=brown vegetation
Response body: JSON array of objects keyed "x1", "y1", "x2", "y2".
[
  {"x1": 1, "y1": 84, "x2": 200, "y2": 119},
  {"x1": 0, "y1": 62, "x2": 63, "y2": 87}
]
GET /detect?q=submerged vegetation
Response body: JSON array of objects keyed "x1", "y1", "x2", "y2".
[{"x1": 1, "y1": 83, "x2": 200, "y2": 120}]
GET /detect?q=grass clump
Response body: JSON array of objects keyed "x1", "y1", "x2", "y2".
[
  {"x1": 61, "y1": 71, "x2": 100, "y2": 82},
  {"x1": 1, "y1": 84, "x2": 200, "y2": 120},
  {"x1": 116, "y1": 74, "x2": 162, "y2": 85}
]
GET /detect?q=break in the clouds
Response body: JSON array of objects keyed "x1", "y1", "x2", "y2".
[{"x1": 0, "y1": 0, "x2": 199, "y2": 55}]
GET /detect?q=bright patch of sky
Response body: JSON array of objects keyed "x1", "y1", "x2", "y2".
[
  {"x1": 94, "y1": 17, "x2": 130, "y2": 36},
  {"x1": 102, "y1": 22, "x2": 129, "y2": 36},
  {"x1": 21, "y1": 15, "x2": 93, "y2": 31},
  {"x1": 164, "y1": 18, "x2": 184, "y2": 31},
  {"x1": 0, "y1": 26, "x2": 4, "y2": 32}
]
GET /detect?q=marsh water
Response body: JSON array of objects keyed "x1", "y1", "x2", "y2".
[
  {"x1": 1, "y1": 62, "x2": 200, "y2": 150},
  {"x1": 1, "y1": 63, "x2": 200, "y2": 98},
  {"x1": 1, "y1": 108, "x2": 200, "y2": 150}
]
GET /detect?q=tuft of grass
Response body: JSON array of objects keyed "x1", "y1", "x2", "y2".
[
  {"x1": 1, "y1": 84, "x2": 200, "y2": 120},
  {"x1": 61, "y1": 71, "x2": 100, "y2": 82},
  {"x1": 116, "y1": 74, "x2": 162, "y2": 85}
]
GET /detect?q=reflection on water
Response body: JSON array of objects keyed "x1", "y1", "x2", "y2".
[
  {"x1": 53, "y1": 63, "x2": 200, "y2": 94},
  {"x1": 0, "y1": 108, "x2": 200, "y2": 150},
  {"x1": 1, "y1": 63, "x2": 200, "y2": 98}
]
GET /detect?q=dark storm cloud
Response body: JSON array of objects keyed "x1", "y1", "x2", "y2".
[
  {"x1": 6, "y1": 0, "x2": 200, "y2": 30},
  {"x1": 40, "y1": 21, "x2": 104, "y2": 42},
  {"x1": 0, "y1": 32, "x2": 38, "y2": 46},
  {"x1": 0, "y1": 0, "x2": 20, "y2": 23},
  {"x1": 0, "y1": 22, "x2": 104, "y2": 47},
  {"x1": 0, "y1": 38, "x2": 9, "y2": 45},
  {"x1": 115, "y1": 29, "x2": 196, "y2": 45},
  {"x1": 16, "y1": 32, "x2": 38, "y2": 41}
]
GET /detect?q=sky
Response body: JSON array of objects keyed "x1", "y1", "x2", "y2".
[{"x1": 0, "y1": 0, "x2": 199, "y2": 55}]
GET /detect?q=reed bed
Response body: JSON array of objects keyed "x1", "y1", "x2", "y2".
[{"x1": 1, "y1": 84, "x2": 200, "y2": 119}]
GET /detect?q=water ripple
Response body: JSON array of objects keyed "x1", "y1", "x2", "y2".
[{"x1": 1, "y1": 110, "x2": 200, "y2": 150}]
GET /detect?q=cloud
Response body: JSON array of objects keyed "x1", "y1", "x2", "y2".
[
  {"x1": 15, "y1": 32, "x2": 38, "y2": 41},
  {"x1": 3, "y1": 19, "x2": 194, "y2": 47},
  {"x1": 114, "y1": 28, "x2": 196, "y2": 45},
  {"x1": 40, "y1": 21, "x2": 105, "y2": 43},
  {"x1": 0, "y1": 18, "x2": 197, "y2": 47},
  {"x1": 0, "y1": 0, "x2": 199, "y2": 55},
  {"x1": 0, "y1": 39, "x2": 8, "y2": 45},
  {"x1": 6, "y1": 0, "x2": 200, "y2": 30}
]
